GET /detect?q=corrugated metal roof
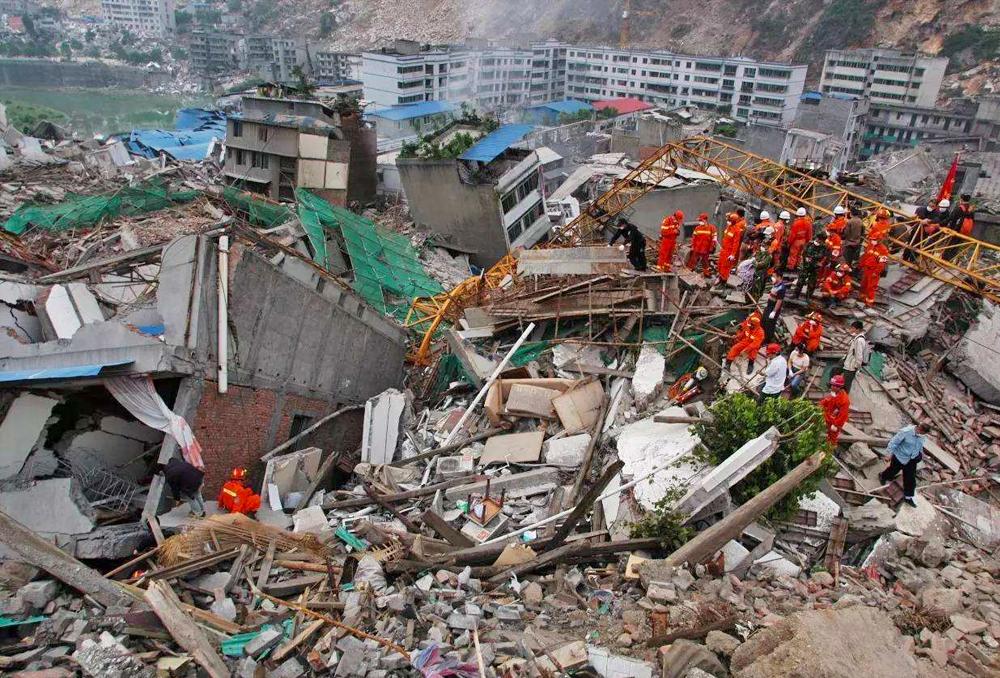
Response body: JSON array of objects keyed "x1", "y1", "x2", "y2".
[
  {"x1": 459, "y1": 124, "x2": 535, "y2": 163},
  {"x1": 528, "y1": 99, "x2": 593, "y2": 114},
  {"x1": 369, "y1": 101, "x2": 456, "y2": 121},
  {"x1": 0, "y1": 360, "x2": 134, "y2": 383},
  {"x1": 593, "y1": 98, "x2": 654, "y2": 114}
]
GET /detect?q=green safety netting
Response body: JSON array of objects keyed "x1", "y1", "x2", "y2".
[
  {"x1": 643, "y1": 309, "x2": 743, "y2": 376},
  {"x1": 295, "y1": 189, "x2": 445, "y2": 321},
  {"x1": 221, "y1": 187, "x2": 294, "y2": 227},
  {"x1": 433, "y1": 353, "x2": 474, "y2": 393},
  {"x1": 3, "y1": 180, "x2": 200, "y2": 235}
]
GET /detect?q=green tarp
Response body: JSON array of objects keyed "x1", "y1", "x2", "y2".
[
  {"x1": 221, "y1": 187, "x2": 294, "y2": 228},
  {"x1": 3, "y1": 180, "x2": 200, "y2": 235}
]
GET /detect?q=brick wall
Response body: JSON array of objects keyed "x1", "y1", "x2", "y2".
[{"x1": 193, "y1": 381, "x2": 347, "y2": 495}]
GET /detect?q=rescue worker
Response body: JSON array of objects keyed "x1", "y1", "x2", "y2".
[
  {"x1": 827, "y1": 205, "x2": 848, "y2": 236},
  {"x1": 842, "y1": 207, "x2": 865, "y2": 268},
  {"x1": 820, "y1": 374, "x2": 851, "y2": 445},
  {"x1": 787, "y1": 207, "x2": 813, "y2": 270},
  {"x1": 948, "y1": 194, "x2": 976, "y2": 236},
  {"x1": 769, "y1": 210, "x2": 790, "y2": 272},
  {"x1": 820, "y1": 263, "x2": 854, "y2": 308},
  {"x1": 868, "y1": 207, "x2": 892, "y2": 242},
  {"x1": 657, "y1": 210, "x2": 682, "y2": 271},
  {"x1": 761, "y1": 274, "x2": 786, "y2": 343},
  {"x1": 792, "y1": 231, "x2": 827, "y2": 300},
  {"x1": 818, "y1": 228, "x2": 842, "y2": 283},
  {"x1": 912, "y1": 199, "x2": 947, "y2": 260},
  {"x1": 791, "y1": 311, "x2": 823, "y2": 353},
  {"x1": 717, "y1": 209, "x2": 745, "y2": 282},
  {"x1": 687, "y1": 212, "x2": 717, "y2": 276},
  {"x1": 609, "y1": 217, "x2": 648, "y2": 271},
  {"x1": 724, "y1": 311, "x2": 765, "y2": 369},
  {"x1": 751, "y1": 240, "x2": 773, "y2": 299},
  {"x1": 218, "y1": 467, "x2": 261, "y2": 514},
  {"x1": 858, "y1": 238, "x2": 889, "y2": 306}
]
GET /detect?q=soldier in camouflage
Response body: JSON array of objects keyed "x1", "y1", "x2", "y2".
[{"x1": 792, "y1": 231, "x2": 828, "y2": 300}]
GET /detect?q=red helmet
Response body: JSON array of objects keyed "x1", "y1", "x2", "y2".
[
  {"x1": 830, "y1": 375, "x2": 845, "y2": 388},
  {"x1": 806, "y1": 311, "x2": 822, "y2": 322},
  {"x1": 698, "y1": 212, "x2": 709, "y2": 222},
  {"x1": 674, "y1": 210, "x2": 684, "y2": 221},
  {"x1": 766, "y1": 343, "x2": 781, "y2": 355},
  {"x1": 230, "y1": 467, "x2": 248, "y2": 481}
]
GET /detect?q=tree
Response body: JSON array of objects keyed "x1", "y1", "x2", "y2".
[
  {"x1": 319, "y1": 13, "x2": 336, "y2": 36},
  {"x1": 174, "y1": 10, "x2": 193, "y2": 33},
  {"x1": 22, "y1": 15, "x2": 36, "y2": 37},
  {"x1": 291, "y1": 65, "x2": 317, "y2": 98},
  {"x1": 84, "y1": 29, "x2": 95, "y2": 43},
  {"x1": 59, "y1": 42, "x2": 72, "y2": 59},
  {"x1": 691, "y1": 393, "x2": 834, "y2": 521}
]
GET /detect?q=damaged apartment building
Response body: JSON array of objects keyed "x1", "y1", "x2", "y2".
[
  {"x1": 0, "y1": 225, "x2": 406, "y2": 560},
  {"x1": 223, "y1": 94, "x2": 376, "y2": 204}
]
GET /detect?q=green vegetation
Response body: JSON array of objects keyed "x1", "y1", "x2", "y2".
[
  {"x1": 714, "y1": 122, "x2": 738, "y2": 138},
  {"x1": 195, "y1": 7, "x2": 222, "y2": 27},
  {"x1": 692, "y1": 394, "x2": 834, "y2": 521},
  {"x1": 110, "y1": 39, "x2": 163, "y2": 65},
  {"x1": 319, "y1": 13, "x2": 336, "y2": 36},
  {"x1": 0, "y1": 99, "x2": 68, "y2": 133},
  {"x1": 399, "y1": 132, "x2": 477, "y2": 160},
  {"x1": 556, "y1": 109, "x2": 593, "y2": 124},
  {"x1": 174, "y1": 10, "x2": 193, "y2": 33},
  {"x1": 795, "y1": 0, "x2": 881, "y2": 64},
  {"x1": 940, "y1": 26, "x2": 1000, "y2": 71},
  {"x1": 222, "y1": 77, "x2": 268, "y2": 95},
  {"x1": 629, "y1": 488, "x2": 693, "y2": 548}
]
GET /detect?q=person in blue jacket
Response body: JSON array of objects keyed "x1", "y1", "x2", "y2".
[{"x1": 879, "y1": 422, "x2": 931, "y2": 508}]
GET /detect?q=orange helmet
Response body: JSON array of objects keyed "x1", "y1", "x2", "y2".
[
  {"x1": 748, "y1": 312, "x2": 762, "y2": 325},
  {"x1": 806, "y1": 311, "x2": 822, "y2": 322},
  {"x1": 230, "y1": 467, "x2": 248, "y2": 481},
  {"x1": 698, "y1": 212, "x2": 709, "y2": 222}
]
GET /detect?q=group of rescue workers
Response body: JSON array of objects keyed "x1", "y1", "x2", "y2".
[{"x1": 604, "y1": 193, "x2": 976, "y2": 451}]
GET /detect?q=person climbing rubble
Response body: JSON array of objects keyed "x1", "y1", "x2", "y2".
[
  {"x1": 791, "y1": 312, "x2": 824, "y2": 353},
  {"x1": 717, "y1": 208, "x2": 745, "y2": 282},
  {"x1": 609, "y1": 216, "x2": 647, "y2": 271},
  {"x1": 786, "y1": 207, "x2": 813, "y2": 270},
  {"x1": 879, "y1": 422, "x2": 931, "y2": 508},
  {"x1": 657, "y1": 210, "x2": 682, "y2": 271},
  {"x1": 724, "y1": 311, "x2": 765, "y2": 371},
  {"x1": 218, "y1": 467, "x2": 261, "y2": 515},
  {"x1": 820, "y1": 374, "x2": 850, "y2": 444},
  {"x1": 687, "y1": 212, "x2": 717, "y2": 276}
]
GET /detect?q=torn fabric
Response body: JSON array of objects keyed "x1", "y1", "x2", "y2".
[{"x1": 105, "y1": 375, "x2": 205, "y2": 469}]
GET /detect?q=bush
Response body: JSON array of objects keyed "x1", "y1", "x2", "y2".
[
  {"x1": 629, "y1": 488, "x2": 693, "y2": 548},
  {"x1": 1, "y1": 99, "x2": 68, "y2": 133},
  {"x1": 691, "y1": 393, "x2": 834, "y2": 521},
  {"x1": 795, "y1": 0, "x2": 880, "y2": 63},
  {"x1": 940, "y1": 26, "x2": 1000, "y2": 70}
]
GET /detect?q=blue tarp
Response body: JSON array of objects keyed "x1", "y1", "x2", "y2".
[
  {"x1": 459, "y1": 124, "x2": 535, "y2": 163},
  {"x1": 126, "y1": 108, "x2": 227, "y2": 161},
  {"x1": 368, "y1": 101, "x2": 456, "y2": 122},
  {"x1": 528, "y1": 99, "x2": 592, "y2": 115},
  {"x1": 0, "y1": 360, "x2": 133, "y2": 383}
]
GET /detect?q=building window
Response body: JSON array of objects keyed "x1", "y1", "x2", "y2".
[
  {"x1": 235, "y1": 148, "x2": 245, "y2": 165},
  {"x1": 232, "y1": 120, "x2": 243, "y2": 137},
  {"x1": 251, "y1": 152, "x2": 269, "y2": 169},
  {"x1": 257, "y1": 126, "x2": 268, "y2": 142}
]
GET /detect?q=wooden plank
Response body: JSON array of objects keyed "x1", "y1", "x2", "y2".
[
  {"x1": 145, "y1": 580, "x2": 229, "y2": 678},
  {"x1": 323, "y1": 475, "x2": 486, "y2": 509},
  {"x1": 256, "y1": 539, "x2": 276, "y2": 590},
  {"x1": 297, "y1": 450, "x2": 343, "y2": 509},
  {"x1": 545, "y1": 460, "x2": 624, "y2": 553},
  {"x1": 145, "y1": 514, "x2": 165, "y2": 546},
  {"x1": 272, "y1": 619, "x2": 325, "y2": 663},
  {"x1": 569, "y1": 401, "x2": 608, "y2": 504},
  {"x1": 421, "y1": 510, "x2": 475, "y2": 548},
  {"x1": 225, "y1": 545, "x2": 250, "y2": 594},
  {"x1": 264, "y1": 574, "x2": 327, "y2": 597},
  {"x1": 824, "y1": 516, "x2": 849, "y2": 572}
]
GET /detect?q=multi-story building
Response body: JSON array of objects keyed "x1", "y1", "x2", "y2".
[
  {"x1": 819, "y1": 49, "x2": 948, "y2": 108},
  {"x1": 311, "y1": 50, "x2": 361, "y2": 84},
  {"x1": 563, "y1": 47, "x2": 807, "y2": 125},
  {"x1": 244, "y1": 35, "x2": 276, "y2": 72},
  {"x1": 100, "y1": 0, "x2": 175, "y2": 36},
  {"x1": 223, "y1": 95, "x2": 376, "y2": 205},
  {"x1": 361, "y1": 40, "x2": 473, "y2": 108},
  {"x1": 529, "y1": 40, "x2": 568, "y2": 105},
  {"x1": 474, "y1": 46, "x2": 536, "y2": 111},
  {"x1": 860, "y1": 101, "x2": 978, "y2": 159},
  {"x1": 189, "y1": 31, "x2": 240, "y2": 76}
]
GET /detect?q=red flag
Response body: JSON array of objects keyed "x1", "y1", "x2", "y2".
[{"x1": 937, "y1": 152, "x2": 960, "y2": 204}]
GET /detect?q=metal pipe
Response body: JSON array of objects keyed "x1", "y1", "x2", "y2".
[
  {"x1": 440, "y1": 322, "x2": 536, "y2": 447},
  {"x1": 217, "y1": 235, "x2": 229, "y2": 394}
]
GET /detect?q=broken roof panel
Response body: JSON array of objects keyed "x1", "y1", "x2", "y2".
[
  {"x1": 459, "y1": 124, "x2": 535, "y2": 163},
  {"x1": 593, "y1": 98, "x2": 654, "y2": 114},
  {"x1": 0, "y1": 360, "x2": 134, "y2": 383},
  {"x1": 368, "y1": 101, "x2": 456, "y2": 121}
]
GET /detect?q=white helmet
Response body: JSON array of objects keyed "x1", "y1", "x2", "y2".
[
  {"x1": 833, "y1": 205, "x2": 846, "y2": 215},
  {"x1": 779, "y1": 211, "x2": 791, "y2": 221},
  {"x1": 760, "y1": 210, "x2": 770, "y2": 220},
  {"x1": 938, "y1": 198, "x2": 951, "y2": 208},
  {"x1": 796, "y1": 207, "x2": 807, "y2": 217}
]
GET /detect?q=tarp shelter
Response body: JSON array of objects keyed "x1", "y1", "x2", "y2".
[{"x1": 125, "y1": 108, "x2": 227, "y2": 161}]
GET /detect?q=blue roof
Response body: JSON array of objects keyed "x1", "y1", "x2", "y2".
[
  {"x1": 125, "y1": 108, "x2": 226, "y2": 161},
  {"x1": 459, "y1": 124, "x2": 535, "y2": 163},
  {"x1": 528, "y1": 99, "x2": 593, "y2": 114},
  {"x1": 369, "y1": 101, "x2": 456, "y2": 121},
  {"x1": 0, "y1": 360, "x2": 133, "y2": 383},
  {"x1": 801, "y1": 91, "x2": 823, "y2": 102}
]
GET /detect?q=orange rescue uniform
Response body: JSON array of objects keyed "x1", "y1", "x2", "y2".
[
  {"x1": 657, "y1": 216, "x2": 681, "y2": 271},
  {"x1": 726, "y1": 315, "x2": 765, "y2": 362},
  {"x1": 821, "y1": 270, "x2": 853, "y2": 301},
  {"x1": 818, "y1": 233, "x2": 842, "y2": 281},
  {"x1": 218, "y1": 480, "x2": 261, "y2": 514},
  {"x1": 820, "y1": 389, "x2": 851, "y2": 444},
  {"x1": 827, "y1": 215, "x2": 847, "y2": 236},
  {"x1": 792, "y1": 319, "x2": 823, "y2": 353},
  {"x1": 858, "y1": 240, "x2": 889, "y2": 306},
  {"x1": 868, "y1": 215, "x2": 892, "y2": 242},
  {"x1": 687, "y1": 220, "x2": 717, "y2": 275},
  {"x1": 787, "y1": 216, "x2": 813, "y2": 269},
  {"x1": 718, "y1": 215, "x2": 745, "y2": 280}
]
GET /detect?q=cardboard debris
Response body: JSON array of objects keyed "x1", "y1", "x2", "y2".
[{"x1": 480, "y1": 431, "x2": 545, "y2": 465}]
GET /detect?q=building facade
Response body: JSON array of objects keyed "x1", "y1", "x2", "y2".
[
  {"x1": 819, "y1": 49, "x2": 948, "y2": 108},
  {"x1": 100, "y1": 0, "x2": 175, "y2": 36},
  {"x1": 189, "y1": 31, "x2": 240, "y2": 76},
  {"x1": 860, "y1": 102, "x2": 977, "y2": 159},
  {"x1": 361, "y1": 40, "x2": 473, "y2": 108},
  {"x1": 312, "y1": 50, "x2": 361, "y2": 84}
]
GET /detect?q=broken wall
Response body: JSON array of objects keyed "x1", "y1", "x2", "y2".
[
  {"x1": 397, "y1": 158, "x2": 510, "y2": 268},
  {"x1": 948, "y1": 300, "x2": 1000, "y2": 404},
  {"x1": 627, "y1": 184, "x2": 721, "y2": 238}
]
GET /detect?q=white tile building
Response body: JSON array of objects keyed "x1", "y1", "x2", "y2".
[
  {"x1": 819, "y1": 49, "x2": 948, "y2": 108},
  {"x1": 100, "y1": 0, "x2": 175, "y2": 37},
  {"x1": 361, "y1": 41, "x2": 473, "y2": 108}
]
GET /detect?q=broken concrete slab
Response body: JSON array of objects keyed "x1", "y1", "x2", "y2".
[
  {"x1": 553, "y1": 379, "x2": 604, "y2": 432},
  {"x1": 676, "y1": 427, "x2": 779, "y2": 519},
  {"x1": 0, "y1": 393, "x2": 58, "y2": 479},
  {"x1": 631, "y1": 343, "x2": 665, "y2": 408},
  {"x1": 845, "y1": 499, "x2": 896, "y2": 542},
  {"x1": 361, "y1": 389, "x2": 406, "y2": 465},
  {"x1": 444, "y1": 468, "x2": 560, "y2": 500},
  {"x1": 752, "y1": 550, "x2": 802, "y2": 577},
  {"x1": 64, "y1": 430, "x2": 147, "y2": 482},
  {"x1": 446, "y1": 329, "x2": 497, "y2": 385},
  {"x1": 99, "y1": 416, "x2": 163, "y2": 444},
  {"x1": 587, "y1": 644, "x2": 655, "y2": 678},
  {"x1": 616, "y1": 407, "x2": 700, "y2": 511},
  {"x1": 545, "y1": 433, "x2": 591, "y2": 466},
  {"x1": 0, "y1": 478, "x2": 95, "y2": 536},
  {"x1": 948, "y1": 300, "x2": 1000, "y2": 404},
  {"x1": 480, "y1": 431, "x2": 544, "y2": 465},
  {"x1": 516, "y1": 246, "x2": 629, "y2": 275}
]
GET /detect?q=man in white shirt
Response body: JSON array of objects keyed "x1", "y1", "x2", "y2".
[
  {"x1": 788, "y1": 343, "x2": 811, "y2": 396},
  {"x1": 842, "y1": 320, "x2": 868, "y2": 394},
  {"x1": 761, "y1": 343, "x2": 788, "y2": 400}
]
